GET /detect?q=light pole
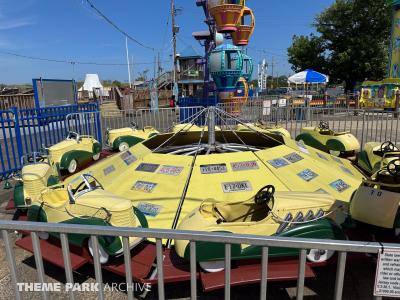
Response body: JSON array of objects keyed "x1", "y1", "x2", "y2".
[{"x1": 125, "y1": 36, "x2": 132, "y2": 88}]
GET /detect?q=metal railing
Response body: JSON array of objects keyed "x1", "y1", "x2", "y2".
[
  {"x1": 0, "y1": 103, "x2": 100, "y2": 179},
  {"x1": 0, "y1": 93, "x2": 35, "y2": 110},
  {"x1": 66, "y1": 111, "x2": 102, "y2": 144},
  {"x1": 101, "y1": 106, "x2": 204, "y2": 138},
  {"x1": 0, "y1": 219, "x2": 395, "y2": 300},
  {"x1": 217, "y1": 103, "x2": 400, "y2": 147}
]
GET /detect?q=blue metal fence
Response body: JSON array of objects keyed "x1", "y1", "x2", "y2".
[{"x1": 0, "y1": 103, "x2": 100, "y2": 179}]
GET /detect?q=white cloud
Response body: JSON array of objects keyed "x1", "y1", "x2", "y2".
[{"x1": 0, "y1": 18, "x2": 35, "y2": 30}]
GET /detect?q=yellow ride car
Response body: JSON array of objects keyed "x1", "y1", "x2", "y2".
[
  {"x1": 48, "y1": 132, "x2": 102, "y2": 174},
  {"x1": 106, "y1": 123, "x2": 159, "y2": 152},
  {"x1": 13, "y1": 152, "x2": 59, "y2": 211},
  {"x1": 357, "y1": 141, "x2": 400, "y2": 175},
  {"x1": 27, "y1": 174, "x2": 148, "y2": 263},
  {"x1": 296, "y1": 121, "x2": 360, "y2": 157},
  {"x1": 175, "y1": 185, "x2": 346, "y2": 272},
  {"x1": 350, "y1": 157, "x2": 400, "y2": 235},
  {"x1": 172, "y1": 123, "x2": 202, "y2": 133},
  {"x1": 236, "y1": 122, "x2": 291, "y2": 138}
]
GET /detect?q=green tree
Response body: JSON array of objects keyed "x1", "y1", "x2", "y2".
[
  {"x1": 287, "y1": 0, "x2": 391, "y2": 91},
  {"x1": 287, "y1": 34, "x2": 327, "y2": 73},
  {"x1": 111, "y1": 80, "x2": 123, "y2": 87},
  {"x1": 250, "y1": 79, "x2": 259, "y2": 88}
]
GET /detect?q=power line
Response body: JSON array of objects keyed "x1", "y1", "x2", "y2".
[
  {"x1": 83, "y1": 0, "x2": 155, "y2": 51},
  {"x1": 0, "y1": 50, "x2": 170, "y2": 66}
]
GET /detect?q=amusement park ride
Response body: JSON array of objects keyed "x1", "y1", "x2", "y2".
[
  {"x1": 360, "y1": 0, "x2": 400, "y2": 110},
  {"x1": 6, "y1": 0, "x2": 400, "y2": 296}
]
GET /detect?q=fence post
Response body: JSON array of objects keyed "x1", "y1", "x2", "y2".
[
  {"x1": 95, "y1": 102, "x2": 103, "y2": 145},
  {"x1": 10, "y1": 107, "x2": 23, "y2": 166},
  {"x1": 395, "y1": 90, "x2": 400, "y2": 118},
  {"x1": 360, "y1": 111, "x2": 366, "y2": 150}
]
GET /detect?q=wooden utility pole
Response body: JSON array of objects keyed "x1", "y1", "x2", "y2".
[
  {"x1": 171, "y1": 0, "x2": 180, "y2": 98},
  {"x1": 171, "y1": 0, "x2": 177, "y2": 88}
]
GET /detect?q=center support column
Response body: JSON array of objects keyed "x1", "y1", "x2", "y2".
[{"x1": 208, "y1": 106, "x2": 216, "y2": 147}]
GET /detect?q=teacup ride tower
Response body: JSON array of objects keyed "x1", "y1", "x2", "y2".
[
  {"x1": 209, "y1": 44, "x2": 244, "y2": 92},
  {"x1": 231, "y1": 6, "x2": 255, "y2": 46},
  {"x1": 207, "y1": 0, "x2": 245, "y2": 33},
  {"x1": 207, "y1": 0, "x2": 255, "y2": 46},
  {"x1": 218, "y1": 53, "x2": 254, "y2": 115}
]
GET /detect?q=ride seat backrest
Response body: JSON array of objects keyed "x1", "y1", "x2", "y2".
[
  {"x1": 333, "y1": 131, "x2": 350, "y2": 136},
  {"x1": 216, "y1": 202, "x2": 269, "y2": 223},
  {"x1": 372, "y1": 150, "x2": 384, "y2": 156},
  {"x1": 319, "y1": 129, "x2": 334, "y2": 136},
  {"x1": 42, "y1": 190, "x2": 69, "y2": 208}
]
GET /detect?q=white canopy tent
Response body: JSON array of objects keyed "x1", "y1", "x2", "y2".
[{"x1": 78, "y1": 74, "x2": 109, "y2": 98}]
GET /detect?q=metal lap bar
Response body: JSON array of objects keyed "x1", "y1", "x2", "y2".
[
  {"x1": 260, "y1": 247, "x2": 269, "y2": 300},
  {"x1": 31, "y1": 231, "x2": 48, "y2": 300},
  {"x1": 90, "y1": 236, "x2": 104, "y2": 300},
  {"x1": 334, "y1": 252, "x2": 347, "y2": 300},
  {"x1": 225, "y1": 243, "x2": 231, "y2": 300},
  {"x1": 123, "y1": 237, "x2": 135, "y2": 300},
  {"x1": 2, "y1": 230, "x2": 21, "y2": 300},
  {"x1": 60, "y1": 233, "x2": 75, "y2": 300},
  {"x1": 156, "y1": 238, "x2": 165, "y2": 300},
  {"x1": 296, "y1": 249, "x2": 307, "y2": 300},
  {"x1": 190, "y1": 241, "x2": 197, "y2": 300}
]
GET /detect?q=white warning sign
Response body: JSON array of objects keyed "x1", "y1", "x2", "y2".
[{"x1": 374, "y1": 249, "x2": 400, "y2": 297}]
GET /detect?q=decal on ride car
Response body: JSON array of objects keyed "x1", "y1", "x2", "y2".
[
  {"x1": 340, "y1": 166, "x2": 353, "y2": 175},
  {"x1": 296, "y1": 141, "x2": 310, "y2": 154},
  {"x1": 200, "y1": 163, "x2": 227, "y2": 174},
  {"x1": 317, "y1": 152, "x2": 328, "y2": 161},
  {"x1": 284, "y1": 153, "x2": 304, "y2": 163},
  {"x1": 315, "y1": 188, "x2": 328, "y2": 194},
  {"x1": 103, "y1": 165, "x2": 116, "y2": 176},
  {"x1": 267, "y1": 158, "x2": 289, "y2": 168},
  {"x1": 132, "y1": 181, "x2": 157, "y2": 193},
  {"x1": 136, "y1": 163, "x2": 160, "y2": 173},
  {"x1": 222, "y1": 181, "x2": 252, "y2": 193},
  {"x1": 330, "y1": 179, "x2": 350, "y2": 192},
  {"x1": 331, "y1": 156, "x2": 344, "y2": 165},
  {"x1": 120, "y1": 151, "x2": 137, "y2": 166},
  {"x1": 157, "y1": 165, "x2": 184, "y2": 176},
  {"x1": 297, "y1": 169, "x2": 319, "y2": 182},
  {"x1": 231, "y1": 161, "x2": 259, "y2": 171},
  {"x1": 137, "y1": 202, "x2": 162, "y2": 217}
]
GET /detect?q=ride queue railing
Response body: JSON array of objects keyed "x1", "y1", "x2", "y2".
[
  {"x1": 0, "y1": 219, "x2": 395, "y2": 300},
  {"x1": 101, "y1": 106, "x2": 204, "y2": 142},
  {"x1": 216, "y1": 102, "x2": 400, "y2": 147}
]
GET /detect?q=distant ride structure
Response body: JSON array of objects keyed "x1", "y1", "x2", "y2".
[{"x1": 359, "y1": 0, "x2": 400, "y2": 110}]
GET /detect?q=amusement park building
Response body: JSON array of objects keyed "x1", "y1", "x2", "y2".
[{"x1": 177, "y1": 46, "x2": 204, "y2": 97}]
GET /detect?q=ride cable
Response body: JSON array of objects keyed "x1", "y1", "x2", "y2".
[
  {"x1": 167, "y1": 109, "x2": 211, "y2": 247},
  {"x1": 84, "y1": 0, "x2": 155, "y2": 51}
]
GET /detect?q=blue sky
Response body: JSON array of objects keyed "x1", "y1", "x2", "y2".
[{"x1": 0, "y1": 0, "x2": 333, "y2": 84}]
